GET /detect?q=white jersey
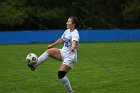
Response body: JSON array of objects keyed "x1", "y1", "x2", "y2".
[
  {"x1": 61, "y1": 29, "x2": 79, "y2": 52},
  {"x1": 60, "y1": 29, "x2": 79, "y2": 66}
]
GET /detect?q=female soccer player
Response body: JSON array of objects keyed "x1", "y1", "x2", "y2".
[{"x1": 28, "y1": 16, "x2": 83, "y2": 93}]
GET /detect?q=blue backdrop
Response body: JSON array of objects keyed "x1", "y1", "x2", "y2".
[{"x1": 0, "y1": 29, "x2": 140, "y2": 44}]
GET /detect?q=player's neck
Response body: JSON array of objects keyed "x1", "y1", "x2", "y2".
[{"x1": 69, "y1": 28, "x2": 75, "y2": 32}]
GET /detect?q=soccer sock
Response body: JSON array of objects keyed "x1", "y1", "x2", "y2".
[
  {"x1": 60, "y1": 76, "x2": 73, "y2": 92},
  {"x1": 34, "y1": 51, "x2": 49, "y2": 67}
]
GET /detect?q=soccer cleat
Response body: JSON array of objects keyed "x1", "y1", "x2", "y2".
[
  {"x1": 28, "y1": 64, "x2": 36, "y2": 71},
  {"x1": 68, "y1": 90, "x2": 74, "y2": 93}
]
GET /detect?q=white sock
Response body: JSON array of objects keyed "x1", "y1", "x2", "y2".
[
  {"x1": 60, "y1": 76, "x2": 73, "y2": 92},
  {"x1": 34, "y1": 52, "x2": 49, "y2": 67}
]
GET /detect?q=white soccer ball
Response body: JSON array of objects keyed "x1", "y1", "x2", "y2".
[{"x1": 26, "y1": 53, "x2": 38, "y2": 65}]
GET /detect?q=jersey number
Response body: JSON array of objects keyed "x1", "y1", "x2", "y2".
[{"x1": 65, "y1": 42, "x2": 69, "y2": 47}]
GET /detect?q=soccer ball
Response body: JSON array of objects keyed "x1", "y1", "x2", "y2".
[{"x1": 26, "y1": 53, "x2": 38, "y2": 65}]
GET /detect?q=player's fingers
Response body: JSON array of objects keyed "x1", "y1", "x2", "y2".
[
  {"x1": 71, "y1": 49, "x2": 76, "y2": 53},
  {"x1": 47, "y1": 45, "x2": 53, "y2": 49}
]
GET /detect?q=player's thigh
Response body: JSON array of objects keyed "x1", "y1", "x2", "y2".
[
  {"x1": 47, "y1": 48, "x2": 62, "y2": 61},
  {"x1": 59, "y1": 64, "x2": 71, "y2": 72}
]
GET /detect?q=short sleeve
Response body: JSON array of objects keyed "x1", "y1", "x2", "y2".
[
  {"x1": 61, "y1": 30, "x2": 67, "y2": 40},
  {"x1": 72, "y1": 33, "x2": 79, "y2": 42}
]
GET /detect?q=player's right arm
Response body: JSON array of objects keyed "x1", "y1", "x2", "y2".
[{"x1": 48, "y1": 38, "x2": 64, "y2": 49}]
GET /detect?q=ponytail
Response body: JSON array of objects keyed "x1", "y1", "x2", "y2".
[{"x1": 77, "y1": 17, "x2": 84, "y2": 29}]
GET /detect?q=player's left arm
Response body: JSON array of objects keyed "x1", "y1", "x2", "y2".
[
  {"x1": 71, "y1": 40, "x2": 78, "y2": 52},
  {"x1": 71, "y1": 33, "x2": 79, "y2": 52}
]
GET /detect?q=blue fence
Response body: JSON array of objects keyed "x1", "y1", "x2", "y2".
[{"x1": 0, "y1": 29, "x2": 140, "y2": 44}]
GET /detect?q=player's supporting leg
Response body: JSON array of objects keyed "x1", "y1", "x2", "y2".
[
  {"x1": 59, "y1": 74, "x2": 74, "y2": 93},
  {"x1": 58, "y1": 64, "x2": 74, "y2": 93}
]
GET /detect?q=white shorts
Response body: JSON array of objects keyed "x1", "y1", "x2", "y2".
[{"x1": 59, "y1": 49, "x2": 77, "y2": 68}]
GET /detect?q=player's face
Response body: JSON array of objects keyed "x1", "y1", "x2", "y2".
[{"x1": 66, "y1": 18, "x2": 75, "y2": 29}]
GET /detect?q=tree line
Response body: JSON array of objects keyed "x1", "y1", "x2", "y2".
[{"x1": 0, "y1": 0, "x2": 140, "y2": 31}]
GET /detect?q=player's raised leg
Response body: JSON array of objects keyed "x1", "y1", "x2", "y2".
[
  {"x1": 34, "y1": 51, "x2": 49, "y2": 67},
  {"x1": 35, "y1": 48, "x2": 62, "y2": 67},
  {"x1": 28, "y1": 48, "x2": 62, "y2": 70}
]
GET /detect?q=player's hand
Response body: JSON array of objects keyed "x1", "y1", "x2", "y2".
[
  {"x1": 48, "y1": 44, "x2": 54, "y2": 49},
  {"x1": 71, "y1": 48, "x2": 76, "y2": 53}
]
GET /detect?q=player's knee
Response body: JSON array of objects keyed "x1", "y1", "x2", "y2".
[
  {"x1": 47, "y1": 49, "x2": 53, "y2": 56},
  {"x1": 58, "y1": 71, "x2": 67, "y2": 79}
]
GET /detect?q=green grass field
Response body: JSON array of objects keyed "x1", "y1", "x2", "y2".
[{"x1": 0, "y1": 42, "x2": 140, "y2": 93}]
